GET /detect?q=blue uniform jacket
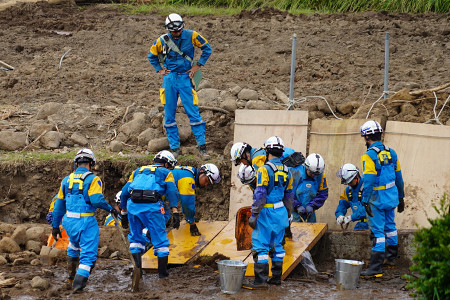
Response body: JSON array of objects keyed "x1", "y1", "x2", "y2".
[
  {"x1": 361, "y1": 141, "x2": 405, "y2": 209},
  {"x1": 171, "y1": 166, "x2": 198, "y2": 205},
  {"x1": 52, "y1": 167, "x2": 112, "y2": 228},
  {"x1": 293, "y1": 165, "x2": 328, "y2": 209},
  {"x1": 335, "y1": 179, "x2": 367, "y2": 222},
  {"x1": 148, "y1": 29, "x2": 212, "y2": 73}
]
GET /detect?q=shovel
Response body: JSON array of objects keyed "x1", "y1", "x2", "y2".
[
  {"x1": 111, "y1": 214, "x2": 141, "y2": 292},
  {"x1": 235, "y1": 206, "x2": 253, "y2": 251}
]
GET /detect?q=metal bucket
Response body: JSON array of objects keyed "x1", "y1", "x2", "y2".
[
  {"x1": 217, "y1": 260, "x2": 248, "y2": 294},
  {"x1": 335, "y1": 259, "x2": 364, "y2": 290}
]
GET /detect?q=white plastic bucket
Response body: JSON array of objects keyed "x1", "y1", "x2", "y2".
[
  {"x1": 335, "y1": 259, "x2": 364, "y2": 290},
  {"x1": 217, "y1": 260, "x2": 248, "y2": 294}
]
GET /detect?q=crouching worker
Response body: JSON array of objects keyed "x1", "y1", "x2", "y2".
[
  {"x1": 121, "y1": 150, "x2": 180, "y2": 281},
  {"x1": 51, "y1": 149, "x2": 119, "y2": 292},
  {"x1": 244, "y1": 136, "x2": 294, "y2": 289},
  {"x1": 172, "y1": 163, "x2": 221, "y2": 236},
  {"x1": 335, "y1": 163, "x2": 368, "y2": 230}
]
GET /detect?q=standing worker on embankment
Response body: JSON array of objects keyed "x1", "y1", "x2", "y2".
[
  {"x1": 51, "y1": 149, "x2": 119, "y2": 292},
  {"x1": 359, "y1": 120, "x2": 405, "y2": 277},
  {"x1": 148, "y1": 13, "x2": 212, "y2": 160}
]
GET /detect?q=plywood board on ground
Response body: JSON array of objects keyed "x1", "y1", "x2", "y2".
[
  {"x1": 384, "y1": 121, "x2": 450, "y2": 229},
  {"x1": 244, "y1": 222, "x2": 327, "y2": 279},
  {"x1": 310, "y1": 119, "x2": 382, "y2": 230},
  {"x1": 199, "y1": 220, "x2": 252, "y2": 261},
  {"x1": 229, "y1": 110, "x2": 308, "y2": 220},
  {"x1": 142, "y1": 221, "x2": 227, "y2": 269}
]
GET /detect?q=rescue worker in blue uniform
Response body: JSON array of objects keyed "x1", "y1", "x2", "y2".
[
  {"x1": 245, "y1": 136, "x2": 294, "y2": 288},
  {"x1": 51, "y1": 149, "x2": 118, "y2": 292},
  {"x1": 104, "y1": 191, "x2": 124, "y2": 227},
  {"x1": 359, "y1": 120, "x2": 405, "y2": 277},
  {"x1": 148, "y1": 13, "x2": 212, "y2": 160},
  {"x1": 171, "y1": 163, "x2": 221, "y2": 236},
  {"x1": 335, "y1": 163, "x2": 368, "y2": 230},
  {"x1": 293, "y1": 153, "x2": 328, "y2": 223},
  {"x1": 230, "y1": 142, "x2": 267, "y2": 172},
  {"x1": 121, "y1": 150, "x2": 180, "y2": 281}
]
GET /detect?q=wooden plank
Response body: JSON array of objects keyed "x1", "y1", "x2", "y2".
[
  {"x1": 310, "y1": 118, "x2": 382, "y2": 230},
  {"x1": 384, "y1": 121, "x2": 450, "y2": 229},
  {"x1": 200, "y1": 220, "x2": 252, "y2": 261},
  {"x1": 229, "y1": 110, "x2": 308, "y2": 220},
  {"x1": 243, "y1": 222, "x2": 328, "y2": 279},
  {"x1": 142, "y1": 221, "x2": 227, "y2": 269}
]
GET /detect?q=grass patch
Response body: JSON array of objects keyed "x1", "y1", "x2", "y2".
[{"x1": 116, "y1": 0, "x2": 449, "y2": 14}]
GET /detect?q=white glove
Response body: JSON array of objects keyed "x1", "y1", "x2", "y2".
[
  {"x1": 336, "y1": 215, "x2": 344, "y2": 225},
  {"x1": 344, "y1": 215, "x2": 352, "y2": 224}
]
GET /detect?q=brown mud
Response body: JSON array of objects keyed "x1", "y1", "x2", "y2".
[{"x1": 0, "y1": 2, "x2": 447, "y2": 298}]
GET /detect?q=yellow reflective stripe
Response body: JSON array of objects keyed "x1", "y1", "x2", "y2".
[
  {"x1": 264, "y1": 204, "x2": 274, "y2": 207},
  {"x1": 66, "y1": 211, "x2": 95, "y2": 217},
  {"x1": 68, "y1": 173, "x2": 84, "y2": 190},
  {"x1": 88, "y1": 176, "x2": 103, "y2": 196},
  {"x1": 139, "y1": 165, "x2": 158, "y2": 172},
  {"x1": 373, "y1": 186, "x2": 385, "y2": 190}
]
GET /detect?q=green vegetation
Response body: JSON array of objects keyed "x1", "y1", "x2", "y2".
[
  {"x1": 405, "y1": 193, "x2": 450, "y2": 299},
  {"x1": 118, "y1": 0, "x2": 449, "y2": 14}
]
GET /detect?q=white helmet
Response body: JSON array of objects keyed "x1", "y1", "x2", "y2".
[
  {"x1": 230, "y1": 142, "x2": 249, "y2": 166},
  {"x1": 304, "y1": 153, "x2": 325, "y2": 176},
  {"x1": 165, "y1": 13, "x2": 184, "y2": 32},
  {"x1": 360, "y1": 120, "x2": 383, "y2": 136},
  {"x1": 237, "y1": 164, "x2": 255, "y2": 185},
  {"x1": 154, "y1": 150, "x2": 177, "y2": 168},
  {"x1": 114, "y1": 191, "x2": 122, "y2": 204},
  {"x1": 74, "y1": 148, "x2": 96, "y2": 166},
  {"x1": 336, "y1": 163, "x2": 359, "y2": 184},
  {"x1": 264, "y1": 136, "x2": 285, "y2": 151},
  {"x1": 200, "y1": 163, "x2": 221, "y2": 184}
]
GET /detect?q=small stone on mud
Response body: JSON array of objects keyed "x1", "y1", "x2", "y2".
[
  {"x1": 31, "y1": 276, "x2": 49, "y2": 290},
  {"x1": 41, "y1": 268, "x2": 54, "y2": 276},
  {"x1": 30, "y1": 258, "x2": 41, "y2": 266}
]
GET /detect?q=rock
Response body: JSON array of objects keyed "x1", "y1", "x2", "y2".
[
  {"x1": 392, "y1": 82, "x2": 421, "y2": 91},
  {"x1": 119, "y1": 112, "x2": 148, "y2": 138},
  {"x1": 309, "y1": 111, "x2": 325, "y2": 120},
  {"x1": 12, "y1": 258, "x2": 27, "y2": 266},
  {"x1": 147, "y1": 137, "x2": 169, "y2": 153},
  {"x1": 336, "y1": 103, "x2": 354, "y2": 115},
  {"x1": 109, "y1": 140, "x2": 123, "y2": 152},
  {"x1": 19, "y1": 209, "x2": 29, "y2": 221},
  {"x1": 10, "y1": 251, "x2": 37, "y2": 263},
  {"x1": 317, "y1": 98, "x2": 335, "y2": 114},
  {"x1": 177, "y1": 113, "x2": 191, "y2": 143},
  {"x1": 197, "y1": 80, "x2": 212, "y2": 90},
  {"x1": 220, "y1": 98, "x2": 238, "y2": 112},
  {"x1": 70, "y1": 132, "x2": 88, "y2": 146},
  {"x1": 109, "y1": 251, "x2": 120, "y2": 259},
  {"x1": 98, "y1": 246, "x2": 112, "y2": 258},
  {"x1": 0, "y1": 223, "x2": 15, "y2": 234},
  {"x1": 115, "y1": 132, "x2": 128, "y2": 143},
  {"x1": 35, "y1": 102, "x2": 61, "y2": 120},
  {"x1": 41, "y1": 268, "x2": 53, "y2": 276},
  {"x1": 48, "y1": 248, "x2": 65, "y2": 261},
  {"x1": 244, "y1": 100, "x2": 271, "y2": 110},
  {"x1": 223, "y1": 141, "x2": 234, "y2": 158},
  {"x1": 388, "y1": 88, "x2": 414, "y2": 101},
  {"x1": 0, "y1": 255, "x2": 7, "y2": 265},
  {"x1": 40, "y1": 131, "x2": 65, "y2": 149},
  {"x1": 230, "y1": 86, "x2": 242, "y2": 96},
  {"x1": 29, "y1": 121, "x2": 54, "y2": 140},
  {"x1": 31, "y1": 276, "x2": 49, "y2": 291},
  {"x1": 0, "y1": 131, "x2": 27, "y2": 150},
  {"x1": 196, "y1": 88, "x2": 220, "y2": 105},
  {"x1": 238, "y1": 88, "x2": 259, "y2": 101},
  {"x1": 137, "y1": 128, "x2": 160, "y2": 147},
  {"x1": 148, "y1": 106, "x2": 159, "y2": 118},
  {"x1": 0, "y1": 237, "x2": 20, "y2": 253},
  {"x1": 26, "y1": 227, "x2": 46, "y2": 243},
  {"x1": 30, "y1": 258, "x2": 42, "y2": 266},
  {"x1": 11, "y1": 225, "x2": 27, "y2": 246},
  {"x1": 26, "y1": 240, "x2": 42, "y2": 254},
  {"x1": 400, "y1": 103, "x2": 418, "y2": 116}
]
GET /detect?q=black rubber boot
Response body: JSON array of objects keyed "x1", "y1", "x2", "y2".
[
  {"x1": 361, "y1": 251, "x2": 385, "y2": 277},
  {"x1": 72, "y1": 274, "x2": 88, "y2": 293},
  {"x1": 243, "y1": 263, "x2": 269, "y2": 289},
  {"x1": 384, "y1": 244, "x2": 399, "y2": 267},
  {"x1": 171, "y1": 148, "x2": 180, "y2": 159},
  {"x1": 267, "y1": 261, "x2": 283, "y2": 286},
  {"x1": 189, "y1": 223, "x2": 201, "y2": 236},
  {"x1": 198, "y1": 144, "x2": 211, "y2": 160},
  {"x1": 158, "y1": 256, "x2": 169, "y2": 278},
  {"x1": 67, "y1": 256, "x2": 79, "y2": 282},
  {"x1": 131, "y1": 253, "x2": 143, "y2": 278},
  {"x1": 285, "y1": 225, "x2": 293, "y2": 239}
]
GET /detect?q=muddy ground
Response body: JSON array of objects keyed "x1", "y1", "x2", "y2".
[{"x1": 0, "y1": 1, "x2": 448, "y2": 298}]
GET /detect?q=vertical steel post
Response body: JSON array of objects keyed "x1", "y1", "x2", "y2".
[
  {"x1": 384, "y1": 32, "x2": 390, "y2": 99},
  {"x1": 289, "y1": 33, "x2": 297, "y2": 102}
]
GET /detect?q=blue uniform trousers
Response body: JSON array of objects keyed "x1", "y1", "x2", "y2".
[
  {"x1": 163, "y1": 72, "x2": 205, "y2": 149},
  {"x1": 63, "y1": 216, "x2": 99, "y2": 278},
  {"x1": 368, "y1": 205, "x2": 397, "y2": 252}
]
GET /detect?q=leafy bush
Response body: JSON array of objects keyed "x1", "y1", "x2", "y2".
[{"x1": 405, "y1": 193, "x2": 450, "y2": 299}]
